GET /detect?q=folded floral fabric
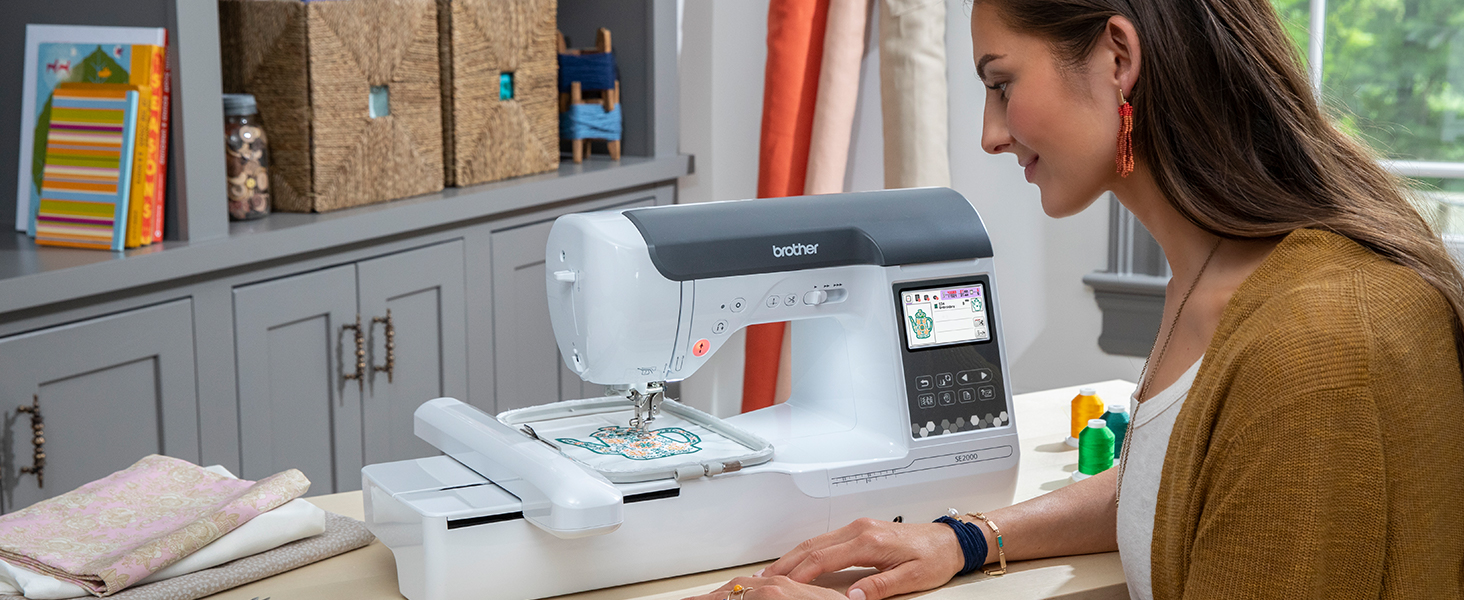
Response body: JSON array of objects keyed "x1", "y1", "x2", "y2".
[
  {"x1": 0, "y1": 512, "x2": 373, "y2": 600},
  {"x1": 0, "y1": 499, "x2": 327, "y2": 599},
  {"x1": 0, "y1": 455, "x2": 309, "y2": 597}
]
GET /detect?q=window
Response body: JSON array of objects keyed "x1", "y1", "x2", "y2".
[
  {"x1": 1090, "y1": 0, "x2": 1464, "y2": 355},
  {"x1": 1273, "y1": 0, "x2": 1464, "y2": 236}
]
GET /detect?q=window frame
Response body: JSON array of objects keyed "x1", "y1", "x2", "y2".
[{"x1": 1091, "y1": 0, "x2": 1464, "y2": 356}]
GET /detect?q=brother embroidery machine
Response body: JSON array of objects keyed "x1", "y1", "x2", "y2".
[{"x1": 362, "y1": 188, "x2": 1021, "y2": 600}]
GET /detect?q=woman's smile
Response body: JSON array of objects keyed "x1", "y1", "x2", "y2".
[{"x1": 1022, "y1": 156, "x2": 1039, "y2": 183}]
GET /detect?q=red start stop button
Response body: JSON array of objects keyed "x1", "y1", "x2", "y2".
[{"x1": 692, "y1": 339, "x2": 711, "y2": 357}]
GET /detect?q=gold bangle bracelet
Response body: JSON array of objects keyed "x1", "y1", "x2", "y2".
[{"x1": 967, "y1": 512, "x2": 1006, "y2": 576}]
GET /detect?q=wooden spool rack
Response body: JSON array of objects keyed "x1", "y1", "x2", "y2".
[{"x1": 558, "y1": 28, "x2": 621, "y2": 163}]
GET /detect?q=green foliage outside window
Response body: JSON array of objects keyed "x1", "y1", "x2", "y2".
[
  {"x1": 1271, "y1": 0, "x2": 1463, "y2": 163},
  {"x1": 1271, "y1": 0, "x2": 1464, "y2": 231}
]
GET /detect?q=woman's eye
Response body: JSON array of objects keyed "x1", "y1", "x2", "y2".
[{"x1": 985, "y1": 82, "x2": 1009, "y2": 99}]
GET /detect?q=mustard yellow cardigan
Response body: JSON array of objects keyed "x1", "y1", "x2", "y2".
[{"x1": 1150, "y1": 229, "x2": 1464, "y2": 599}]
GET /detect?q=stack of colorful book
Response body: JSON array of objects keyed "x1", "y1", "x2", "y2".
[{"x1": 19, "y1": 29, "x2": 169, "y2": 252}]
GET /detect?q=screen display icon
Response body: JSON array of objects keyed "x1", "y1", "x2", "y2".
[{"x1": 902, "y1": 283, "x2": 991, "y2": 350}]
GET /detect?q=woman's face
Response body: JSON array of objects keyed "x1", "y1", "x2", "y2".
[{"x1": 971, "y1": 3, "x2": 1124, "y2": 218}]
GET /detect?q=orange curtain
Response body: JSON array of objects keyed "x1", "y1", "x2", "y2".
[{"x1": 743, "y1": 0, "x2": 831, "y2": 413}]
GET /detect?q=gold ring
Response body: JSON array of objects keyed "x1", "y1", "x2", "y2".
[{"x1": 732, "y1": 584, "x2": 751, "y2": 600}]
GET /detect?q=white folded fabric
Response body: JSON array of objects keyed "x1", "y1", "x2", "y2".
[{"x1": 0, "y1": 466, "x2": 326, "y2": 599}]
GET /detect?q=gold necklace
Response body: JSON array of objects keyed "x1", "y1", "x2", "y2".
[{"x1": 1114, "y1": 238, "x2": 1221, "y2": 507}]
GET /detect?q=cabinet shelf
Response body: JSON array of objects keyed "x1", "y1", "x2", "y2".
[{"x1": 0, "y1": 154, "x2": 689, "y2": 317}]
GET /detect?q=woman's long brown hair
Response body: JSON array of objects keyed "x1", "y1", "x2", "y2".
[{"x1": 982, "y1": 0, "x2": 1464, "y2": 357}]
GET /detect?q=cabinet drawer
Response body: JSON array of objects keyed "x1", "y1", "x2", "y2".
[{"x1": 0, "y1": 299, "x2": 199, "y2": 512}]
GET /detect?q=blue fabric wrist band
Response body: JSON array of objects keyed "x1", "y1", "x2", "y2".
[{"x1": 934, "y1": 516, "x2": 988, "y2": 575}]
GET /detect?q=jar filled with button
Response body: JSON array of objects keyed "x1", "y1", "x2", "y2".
[{"x1": 223, "y1": 94, "x2": 271, "y2": 221}]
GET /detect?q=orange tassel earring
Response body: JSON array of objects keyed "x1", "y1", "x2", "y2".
[{"x1": 1116, "y1": 89, "x2": 1135, "y2": 178}]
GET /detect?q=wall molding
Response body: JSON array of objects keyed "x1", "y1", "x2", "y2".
[{"x1": 1087, "y1": 195, "x2": 1167, "y2": 357}]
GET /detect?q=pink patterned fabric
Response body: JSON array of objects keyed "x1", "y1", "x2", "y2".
[{"x1": 0, "y1": 455, "x2": 309, "y2": 597}]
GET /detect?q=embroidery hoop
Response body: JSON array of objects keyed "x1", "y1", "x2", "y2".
[{"x1": 499, "y1": 397, "x2": 775, "y2": 483}]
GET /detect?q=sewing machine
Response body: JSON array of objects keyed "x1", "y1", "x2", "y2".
[{"x1": 362, "y1": 188, "x2": 1020, "y2": 600}]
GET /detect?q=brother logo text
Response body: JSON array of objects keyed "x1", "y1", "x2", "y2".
[{"x1": 772, "y1": 242, "x2": 819, "y2": 258}]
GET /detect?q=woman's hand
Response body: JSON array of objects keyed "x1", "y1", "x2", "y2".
[
  {"x1": 760, "y1": 518, "x2": 966, "y2": 600},
  {"x1": 682, "y1": 576, "x2": 848, "y2": 600}
]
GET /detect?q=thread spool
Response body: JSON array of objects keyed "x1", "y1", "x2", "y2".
[
  {"x1": 1067, "y1": 386, "x2": 1104, "y2": 447},
  {"x1": 558, "y1": 52, "x2": 618, "y2": 92},
  {"x1": 1072, "y1": 419, "x2": 1115, "y2": 482},
  {"x1": 1101, "y1": 403, "x2": 1130, "y2": 460},
  {"x1": 558, "y1": 29, "x2": 622, "y2": 163},
  {"x1": 560, "y1": 103, "x2": 623, "y2": 141}
]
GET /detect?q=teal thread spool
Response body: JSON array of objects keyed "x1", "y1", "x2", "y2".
[
  {"x1": 1102, "y1": 404, "x2": 1130, "y2": 460},
  {"x1": 1073, "y1": 419, "x2": 1115, "y2": 481}
]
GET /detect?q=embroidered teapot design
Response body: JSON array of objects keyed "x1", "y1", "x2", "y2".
[
  {"x1": 908, "y1": 309, "x2": 934, "y2": 339},
  {"x1": 557, "y1": 426, "x2": 703, "y2": 461}
]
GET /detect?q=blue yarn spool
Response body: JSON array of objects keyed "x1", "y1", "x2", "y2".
[
  {"x1": 558, "y1": 52, "x2": 618, "y2": 92},
  {"x1": 560, "y1": 104, "x2": 622, "y2": 141},
  {"x1": 1101, "y1": 404, "x2": 1130, "y2": 459}
]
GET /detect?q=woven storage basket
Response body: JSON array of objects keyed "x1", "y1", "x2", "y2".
[
  {"x1": 438, "y1": 0, "x2": 559, "y2": 186},
  {"x1": 219, "y1": 0, "x2": 444, "y2": 213}
]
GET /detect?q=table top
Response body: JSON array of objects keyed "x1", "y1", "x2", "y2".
[{"x1": 204, "y1": 380, "x2": 1137, "y2": 600}]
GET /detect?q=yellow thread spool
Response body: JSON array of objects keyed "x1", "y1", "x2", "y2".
[{"x1": 1067, "y1": 386, "x2": 1104, "y2": 447}]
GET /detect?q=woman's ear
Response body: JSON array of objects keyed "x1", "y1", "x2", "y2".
[{"x1": 1099, "y1": 15, "x2": 1141, "y2": 99}]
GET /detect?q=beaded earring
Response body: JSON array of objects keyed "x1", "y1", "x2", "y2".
[{"x1": 1116, "y1": 89, "x2": 1135, "y2": 178}]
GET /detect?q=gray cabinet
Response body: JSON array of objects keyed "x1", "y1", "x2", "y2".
[
  {"x1": 234, "y1": 265, "x2": 362, "y2": 495},
  {"x1": 358, "y1": 241, "x2": 467, "y2": 467},
  {"x1": 491, "y1": 198, "x2": 655, "y2": 413},
  {"x1": 0, "y1": 300, "x2": 199, "y2": 512},
  {"x1": 234, "y1": 241, "x2": 467, "y2": 493}
]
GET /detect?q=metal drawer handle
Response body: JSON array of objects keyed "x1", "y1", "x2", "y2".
[
  {"x1": 17, "y1": 394, "x2": 44, "y2": 488},
  {"x1": 342, "y1": 315, "x2": 365, "y2": 392},
  {"x1": 371, "y1": 309, "x2": 395, "y2": 383}
]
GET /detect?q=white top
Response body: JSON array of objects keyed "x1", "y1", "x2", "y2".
[{"x1": 1116, "y1": 357, "x2": 1203, "y2": 600}]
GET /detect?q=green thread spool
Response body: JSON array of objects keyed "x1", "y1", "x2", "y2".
[
  {"x1": 1101, "y1": 403, "x2": 1130, "y2": 460},
  {"x1": 1077, "y1": 419, "x2": 1115, "y2": 477}
]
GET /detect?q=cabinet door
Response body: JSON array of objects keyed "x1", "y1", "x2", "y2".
[
  {"x1": 357, "y1": 241, "x2": 467, "y2": 466},
  {"x1": 234, "y1": 265, "x2": 362, "y2": 493},
  {"x1": 492, "y1": 220, "x2": 565, "y2": 412},
  {"x1": 0, "y1": 300, "x2": 199, "y2": 513},
  {"x1": 491, "y1": 198, "x2": 654, "y2": 413}
]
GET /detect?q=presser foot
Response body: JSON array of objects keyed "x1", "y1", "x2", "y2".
[{"x1": 625, "y1": 382, "x2": 667, "y2": 433}]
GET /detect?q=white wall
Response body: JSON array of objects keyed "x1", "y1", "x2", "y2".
[{"x1": 677, "y1": 0, "x2": 1142, "y2": 417}]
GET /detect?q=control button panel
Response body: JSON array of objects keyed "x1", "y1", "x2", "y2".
[
  {"x1": 956, "y1": 369, "x2": 992, "y2": 386},
  {"x1": 731, "y1": 298, "x2": 746, "y2": 312},
  {"x1": 897, "y1": 274, "x2": 1009, "y2": 439}
]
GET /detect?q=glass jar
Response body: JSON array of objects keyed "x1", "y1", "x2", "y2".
[{"x1": 223, "y1": 93, "x2": 271, "y2": 220}]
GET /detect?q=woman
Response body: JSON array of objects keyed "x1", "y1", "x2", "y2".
[{"x1": 691, "y1": 0, "x2": 1464, "y2": 599}]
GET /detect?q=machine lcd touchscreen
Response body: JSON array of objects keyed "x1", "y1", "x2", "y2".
[{"x1": 900, "y1": 283, "x2": 990, "y2": 350}]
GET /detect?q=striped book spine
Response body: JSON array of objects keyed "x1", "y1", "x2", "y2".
[{"x1": 34, "y1": 87, "x2": 139, "y2": 251}]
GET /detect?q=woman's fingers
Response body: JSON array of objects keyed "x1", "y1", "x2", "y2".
[
  {"x1": 845, "y1": 562, "x2": 942, "y2": 600},
  {"x1": 680, "y1": 576, "x2": 839, "y2": 600},
  {"x1": 680, "y1": 575, "x2": 759, "y2": 600},
  {"x1": 783, "y1": 537, "x2": 885, "y2": 583},
  {"x1": 762, "y1": 519, "x2": 873, "y2": 577}
]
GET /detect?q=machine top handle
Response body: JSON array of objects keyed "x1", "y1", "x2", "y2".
[{"x1": 622, "y1": 187, "x2": 991, "y2": 281}]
